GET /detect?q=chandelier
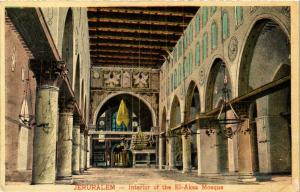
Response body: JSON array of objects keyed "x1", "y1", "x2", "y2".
[{"x1": 214, "y1": 62, "x2": 243, "y2": 139}]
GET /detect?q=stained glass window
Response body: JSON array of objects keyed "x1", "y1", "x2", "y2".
[
  {"x1": 195, "y1": 42, "x2": 200, "y2": 66},
  {"x1": 202, "y1": 32, "x2": 208, "y2": 60},
  {"x1": 202, "y1": 7, "x2": 208, "y2": 27},
  {"x1": 210, "y1": 6, "x2": 217, "y2": 15},
  {"x1": 195, "y1": 15, "x2": 200, "y2": 33},
  {"x1": 189, "y1": 52, "x2": 193, "y2": 74},
  {"x1": 222, "y1": 11, "x2": 229, "y2": 40},
  {"x1": 235, "y1": 6, "x2": 243, "y2": 26},
  {"x1": 189, "y1": 24, "x2": 194, "y2": 44},
  {"x1": 178, "y1": 39, "x2": 182, "y2": 59},
  {"x1": 211, "y1": 22, "x2": 217, "y2": 49},
  {"x1": 178, "y1": 62, "x2": 181, "y2": 85},
  {"x1": 184, "y1": 57, "x2": 188, "y2": 78}
]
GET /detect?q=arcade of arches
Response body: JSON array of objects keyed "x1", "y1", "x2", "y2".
[{"x1": 2, "y1": 5, "x2": 298, "y2": 191}]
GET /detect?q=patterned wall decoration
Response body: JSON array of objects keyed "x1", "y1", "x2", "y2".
[
  {"x1": 122, "y1": 70, "x2": 131, "y2": 88},
  {"x1": 228, "y1": 36, "x2": 238, "y2": 62},
  {"x1": 103, "y1": 71, "x2": 121, "y2": 88},
  {"x1": 133, "y1": 72, "x2": 149, "y2": 88}
]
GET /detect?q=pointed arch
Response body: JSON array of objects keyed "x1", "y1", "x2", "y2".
[
  {"x1": 170, "y1": 95, "x2": 181, "y2": 128},
  {"x1": 185, "y1": 81, "x2": 200, "y2": 121},
  {"x1": 62, "y1": 8, "x2": 74, "y2": 85}
]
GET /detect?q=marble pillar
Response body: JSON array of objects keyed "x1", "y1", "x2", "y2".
[
  {"x1": 56, "y1": 111, "x2": 73, "y2": 182},
  {"x1": 228, "y1": 135, "x2": 239, "y2": 173},
  {"x1": 32, "y1": 85, "x2": 59, "y2": 184},
  {"x1": 158, "y1": 136, "x2": 164, "y2": 170},
  {"x1": 168, "y1": 137, "x2": 175, "y2": 170},
  {"x1": 87, "y1": 136, "x2": 91, "y2": 169},
  {"x1": 182, "y1": 134, "x2": 191, "y2": 173},
  {"x1": 84, "y1": 135, "x2": 87, "y2": 170},
  {"x1": 197, "y1": 129, "x2": 202, "y2": 176},
  {"x1": 197, "y1": 129, "x2": 219, "y2": 176},
  {"x1": 72, "y1": 125, "x2": 80, "y2": 175},
  {"x1": 132, "y1": 153, "x2": 136, "y2": 168},
  {"x1": 80, "y1": 132, "x2": 85, "y2": 173}
]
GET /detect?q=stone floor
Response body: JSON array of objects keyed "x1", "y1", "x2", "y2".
[{"x1": 3, "y1": 168, "x2": 293, "y2": 192}]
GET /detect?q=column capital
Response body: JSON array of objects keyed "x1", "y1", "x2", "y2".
[
  {"x1": 30, "y1": 59, "x2": 67, "y2": 87},
  {"x1": 59, "y1": 98, "x2": 75, "y2": 113}
]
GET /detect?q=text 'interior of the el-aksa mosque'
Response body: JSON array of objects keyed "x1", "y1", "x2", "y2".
[{"x1": 3, "y1": 6, "x2": 296, "y2": 190}]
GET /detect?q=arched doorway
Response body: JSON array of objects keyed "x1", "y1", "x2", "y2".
[
  {"x1": 17, "y1": 99, "x2": 30, "y2": 171},
  {"x1": 206, "y1": 59, "x2": 231, "y2": 173},
  {"x1": 62, "y1": 9, "x2": 74, "y2": 83},
  {"x1": 169, "y1": 96, "x2": 182, "y2": 170},
  {"x1": 238, "y1": 18, "x2": 291, "y2": 174},
  {"x1": 185, "y1": 81, "x2": 200, "y2": 169},
  {"x1": 93, "y1": 94, "x2": 154, "y2": 167}
]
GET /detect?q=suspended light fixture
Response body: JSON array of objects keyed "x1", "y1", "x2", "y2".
[{"x1": 214, "y1": 62, "x2": 243, "y2": 139}]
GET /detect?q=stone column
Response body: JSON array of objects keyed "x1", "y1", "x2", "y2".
[
  {"x1": 30, "y1": 60, "x2": 66, "y2": 184},
  {"x1": 56, "y1": 107, "x2": 73, "y2": 183},
  {"x1": 158, "y1": 135, "x2": 164, "y2": 170},
  {"x1": 182, "y1": 134, "x2": 191, "y2": 173},
  {"x1": 132, "y1": 153, "x2": 136, "y2": 168},
  {"x1": 72, "y1": 124, "x2": 80, "y2": 175},
  {"x1": 80, "y1": 131, "x2": 85, "y2": 173},
  {"x1": 32, "y1": 85, "x2": 59, "y2": 184},
  {"x1": 168, "y1": 137, "x2": 175, "y2": 170},
  {"x1": 84, "y1": 134, "x2": 88, "y2": 170},
  {"x1": 197, "y1": 129, "x2": 202, "y2": 176},
  {"x1": 87, "y1": 135, "x2": 91, "y2": 169}
]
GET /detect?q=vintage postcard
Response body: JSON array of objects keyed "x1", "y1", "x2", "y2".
[{"x1": 0, "y1": 1, "x2": 299, "y2": 192}]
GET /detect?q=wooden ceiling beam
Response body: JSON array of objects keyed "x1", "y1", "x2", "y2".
[
  {"x1": 88, "y1": 22, "x2": 184, "y2": 34},
  {"x1": 91, "y1": 54, "x2": 164, "y2": 61},
  {"x1": 88, "y1": 31, "x2": 180, "y2": 41},
  {"x1": 90, "y1": 38, "x2": 176, "y2": 47},
  {"x1": 91, "y1": 51, "x2": 162, "y2": 58},
  {"x1": 89, "y1": 35, "x2": 178, "y2": 43},
  {"x1": 92, "y1": 59, "x2": 158, "y2": 65},
  {"x1": 90, "y1": 43, "x2": 172, "y2": 50},
  {"x1": 89, "y1": 27, "x2": 182, "y2": 36},
  {"x1": 88, "y1": 17, "x2": 188, "y2": 27},
  {"x1": 90, "y1": 49, "x2": 162, "y2": 55},
  {"x1": 88, "y1": 7, "x2": 197, "y2": 17}
]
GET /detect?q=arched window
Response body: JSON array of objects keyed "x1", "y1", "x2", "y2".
[
  {"x1": 184, "y1": 33, "x2": 188, "y2": 50},
  {"x1": 178, "y1": 63, "x2": 181, "y2": 85},
  {"x1": 174, "y1": 69, "x2": 177, "y2": 88},
  {"x1": 235, "y1": 6, "x2": 243, "y2": 26},
  {"x1": 210, "y1": 6, "x2": 217, "y2": 15},
  {"x1": 184, "y1": 57, "x2": 188, "y2": 78},
  {"x1": 211, "y1": 22, "x2": 217, "y2": 50},
  {"x1": 178, "y1": 39, "x2": 182, "y2": 59},
  {"x1": 189, "y1": 25, "x2": 194, "y2": 44},
  {"x1": 195, "y1": 15, "x2": 200, "y2": 33},
  {"x1": 222, "y1": 11, "x2": 229, "y2": 40},
  {"x1": 195, "y1": 42, "x2": 200, "y2": 66},
  {"x1": 202, "y1": 7, "x2": 208, "y2": 27},
  {"x1": 202, "y1": 32, "x2": 208, "y2": 60},
  {"x1": 173, "y1": 47, "x2": 177, "y2": 63},
  {"x1": 189, "y1": 52, "x2": 193, "y2": 74}
]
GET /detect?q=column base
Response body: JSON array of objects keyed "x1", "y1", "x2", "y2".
[
  {"x1": 182, "y1": 169, "x2": 192, "y2": 174},
  {"x1": 80, "y1": 168, "x2": 84, "y2": 173},
  {"x1": 56, "y1": 176, "x2": 73, "y2": 184},
  {"x1": 72, "y1": 171, "x2": 80, "y2": 175},
  {"x1": 254, "y1": 173, "x2": 272, "y2": 181},
  {"x1": 31, "y1": 181, "x2": 55, "y2": 185},
  {"x1": 168, "y1": 166, "x2": 176, "y2": 171}
]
